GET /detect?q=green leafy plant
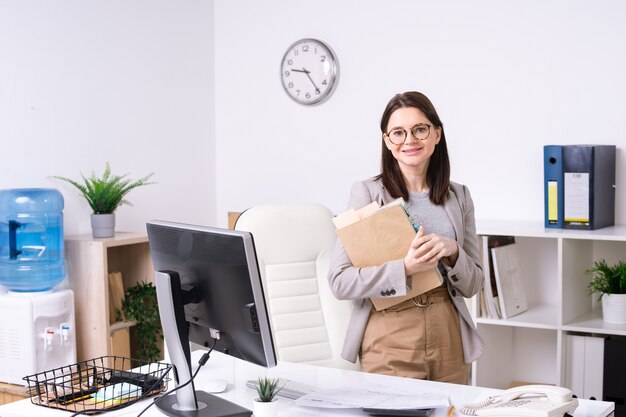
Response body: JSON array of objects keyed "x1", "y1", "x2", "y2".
[
  {"x1": 51, "y1": 162, "x2": 154, "y2": 214},
  {"x1": 255, "y1": 377, "x2": 282, "y2": 402},
  {"x1": 120, "y1": 281, "x2": 163, "y2": 363},
  {"x1": 587, "y1": 259, "x2": 626, "y2": 299}
]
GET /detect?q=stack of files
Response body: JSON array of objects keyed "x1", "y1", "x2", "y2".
[
  {"x1": 480, "y1": 237, "x2": 501, "y2": 319},
  {"x1": 490, "y1": 238, "x2": 528, "y2": 319},
  {"x1": 332, "y1": 199, "x2": 443, "y2": 311},
  {"x1": 565, "y1": 334, "x2": 604, "y2": 400},
  {"x1": 481, "y1": 236, "x2": 528, "y2": 319}
]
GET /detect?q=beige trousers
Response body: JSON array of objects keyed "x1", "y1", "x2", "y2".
[{"x1": 360, "y1": 285, "x2": 469, "y2": 384}]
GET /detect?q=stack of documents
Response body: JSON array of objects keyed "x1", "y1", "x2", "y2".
[
  {"x1": 491, "y1": 242, "x2": 527, "y2": 319},
  {"x1": 480, "y1": 236, "x2": 528, "y2": 320},
  {"x1": 332, "y1": 200, "x2": 443, "y2": 310},
  {"x1": 293, "y1": 382, "x2": 451, "y2": 416}
]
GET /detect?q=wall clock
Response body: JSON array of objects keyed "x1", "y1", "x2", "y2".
[{"x1": 280, "y1": 38, "x2": 339, "y2": 105}]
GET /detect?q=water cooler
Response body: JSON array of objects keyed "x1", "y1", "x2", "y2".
[{"x1": 0, "y1": 188, "x2": 76, "y2": 385}]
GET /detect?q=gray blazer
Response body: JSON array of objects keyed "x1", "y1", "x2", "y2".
[{"x1": 328, "y1": 177, "x2": 484, "y2": 364}]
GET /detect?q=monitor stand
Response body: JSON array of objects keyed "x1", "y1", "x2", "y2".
[{"x1": 155, "y1": 271, "x2": 252, "y2": 417}]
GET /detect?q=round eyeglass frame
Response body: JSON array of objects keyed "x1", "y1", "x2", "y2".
[{"x1": 384, "y1": 123, "x2": 432, "y2": 145}]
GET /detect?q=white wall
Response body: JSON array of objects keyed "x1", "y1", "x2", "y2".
[
  {"x1": 214, "y1": 0, "x2": 626, "y2": 227},
  {"x1": 0, "y1": 0, "x2": 216, "y2": 235},
  {"x1": 1, "y1": 1, "x2": 624, "y2": 235}
]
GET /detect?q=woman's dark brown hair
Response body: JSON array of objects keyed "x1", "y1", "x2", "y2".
[{"x1": 376, "y1": 91, "x2": 450, "y2": 205}]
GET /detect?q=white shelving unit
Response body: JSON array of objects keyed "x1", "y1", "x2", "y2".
[{"x1": 471, "y1": 220, "x2": 626, "y2": 391}]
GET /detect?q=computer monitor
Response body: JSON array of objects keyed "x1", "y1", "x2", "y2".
[{"x1": 146, "y1": 220, "x2": 277, "y2": 417}]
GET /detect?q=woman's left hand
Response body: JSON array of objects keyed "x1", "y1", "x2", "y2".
[{"x1": 409, "y1": 229, "x2": 459, "y2": 267}]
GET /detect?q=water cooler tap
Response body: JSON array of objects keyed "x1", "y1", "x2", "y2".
[
  {"x1": 59, "y1": 322, "x2": 71, "y2": 346},
  {"x1": 43, "y1": 327, "x2": 56, "y2": 351}
]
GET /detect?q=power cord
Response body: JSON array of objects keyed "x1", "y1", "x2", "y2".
[
  {"x1": 136, "y1": 338, "x2": 217, "y2": 417},
  {"x1": 66, "y1": 338, "x2": 216, "y2": 417},
  {"x1": 457, "y1": 396, "x2": 499, "y2": 415}
]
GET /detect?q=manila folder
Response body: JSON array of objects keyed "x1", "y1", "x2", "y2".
[{"x1": 336, "y1": 204, "x2": 443, "y2": 311}]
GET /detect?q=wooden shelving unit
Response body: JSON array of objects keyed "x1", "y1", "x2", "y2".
[{"x1": 65, "y1": 232, "x2": 155, "y2": 362}]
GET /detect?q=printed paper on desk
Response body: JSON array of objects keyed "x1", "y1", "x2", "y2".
[{"x1": 334, "y1": 202, "x2": 443, "y2": 311}]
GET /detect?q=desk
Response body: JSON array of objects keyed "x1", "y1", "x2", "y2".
[
  {"x1": 0, "y1": 350, "x2": 614, "y2": 417},
  {"x1": 0, "y1": 382, "x2": 28, "y2": 405}
]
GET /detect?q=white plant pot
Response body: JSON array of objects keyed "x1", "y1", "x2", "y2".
[
  {"x1": 91, "y1": 213, "x2": 116, "y2": 238},
  {"x1": 601, "y1": 293, "x2": 626, "y2": 324},
  {"x1": 252, "y1": 398, "x2": 278, "y2": 417}
]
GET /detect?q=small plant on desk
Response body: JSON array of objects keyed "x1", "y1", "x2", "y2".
[
  {"x1": 253, "y1": 377, "x2": 281, "y2": 417},
  {"x1": 256, "y1": 377, "x2": 281, "y2": 402}
]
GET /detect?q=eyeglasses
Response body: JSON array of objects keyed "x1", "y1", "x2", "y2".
[{"x1": 384, "y1": 123, "x2": 432, "y2": 145}]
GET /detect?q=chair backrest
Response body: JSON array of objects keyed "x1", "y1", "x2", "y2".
[{"x1": 234, "y1": 203, "x2": 358, "y2": 370}]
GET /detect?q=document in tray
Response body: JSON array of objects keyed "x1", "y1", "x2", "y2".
[{"x1": 332, "y1": 200, "x2": 444, "y2": 311}]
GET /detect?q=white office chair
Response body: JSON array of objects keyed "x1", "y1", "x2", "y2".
[{"x1": 234, "y1": 203, "x2": 358, "y2": 370}]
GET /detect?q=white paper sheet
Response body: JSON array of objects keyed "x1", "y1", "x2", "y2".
[{"x1": 293, "y1": 384, "x2": 449, "y2": 410}]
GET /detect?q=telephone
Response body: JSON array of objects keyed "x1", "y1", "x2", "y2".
[{"x1": 459, "y1": 385, "x2": 578, "y2": 417}]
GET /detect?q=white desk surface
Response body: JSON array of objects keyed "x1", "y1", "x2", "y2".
[{"x1": 0, "y1": 350, "x2": 614, "y2": 417}]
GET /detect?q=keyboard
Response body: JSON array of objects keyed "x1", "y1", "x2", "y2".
[{"x1": 245, "y1": 378, "x2": 316, "y2": 400}]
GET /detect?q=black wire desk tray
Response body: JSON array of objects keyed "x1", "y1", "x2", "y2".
[{"x1": 23, "y1": 356, "x2": 172, "y2": 414}]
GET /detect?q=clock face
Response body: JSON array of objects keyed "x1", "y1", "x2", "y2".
[{"x1": 280, "y1": 38, "x2": 338, "y2": 105}]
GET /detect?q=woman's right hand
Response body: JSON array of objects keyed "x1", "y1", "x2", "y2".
[{"x1": 403, "y1": 226, "x2": 440, "y2": 275}]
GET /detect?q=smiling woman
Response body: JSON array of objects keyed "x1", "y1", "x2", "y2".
[
  {"x1": 378, "y1": 93, "x2": 449, "y2": 205},
  {"x1": 327, "y1": 91, "x2": 484, "y2": 385},
  {"x1": 382, "y1": 107, "x2": 441, "y2": 184}
]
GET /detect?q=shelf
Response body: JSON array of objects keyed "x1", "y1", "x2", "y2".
[
  {"x1": 563, "y1": 309, "x2": 626, "y2": 336},
  {"x1": 475, "y1": 304, "x2": 559, "y2": 330},
  {"x1": 478, "y1": 304, "x2": 626, "y2": 336},
  {"x1": 476, "y1": 219, "x2": 626, "y2": 242},
  {"x1": 65, "y1": 231, "x2": 149, "y2": 247},
  {"x1": 109, "y1": 320, "x2": 137, "y2": 333},
  {"x1": 476, "y1": 220, "x2": 555, "y2": 238}
]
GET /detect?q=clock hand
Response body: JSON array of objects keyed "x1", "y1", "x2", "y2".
[
  {"x1": 290, "y1": 67, "x2": 321, "y2": 93},
  {"x1": 300, "y1": 67, "x2": 320, "y2": 94}
]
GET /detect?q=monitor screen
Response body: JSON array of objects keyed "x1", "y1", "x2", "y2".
[{"x1": 147, "y1": 220, "x2": 276, "y2": 417}]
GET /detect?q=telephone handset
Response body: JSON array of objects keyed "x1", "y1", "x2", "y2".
[{"x1": 459, "y1": 385, "x2": 578, "y2": 417}]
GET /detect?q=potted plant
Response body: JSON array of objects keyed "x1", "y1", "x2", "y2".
[
  {"x1": 587, "y1": 259, "x2": 626, "y2": 324},
  {"x1": 52, "y1": 162, "x2": 154, "y2": 238},
  {"x1": 252, "y1": 377, "x2": 282, "y2": 417}
]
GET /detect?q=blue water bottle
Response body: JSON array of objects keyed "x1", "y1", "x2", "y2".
[{"x1": 0, "y1": 188, "x2": 66, "y2": 292}]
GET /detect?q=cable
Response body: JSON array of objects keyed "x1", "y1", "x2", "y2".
[
  {"x1": 66, "y1": 339, "x2": 215, "y2": 417},
  {"x1": 457, "y1": 396, "x2": 499, "y2": 416},
  {"x1": 136, "y1": 339, "x2": 217, "y2": 417},
  {"x1": 135, "y1": 355, "x2": 205, "y2": 417}
]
